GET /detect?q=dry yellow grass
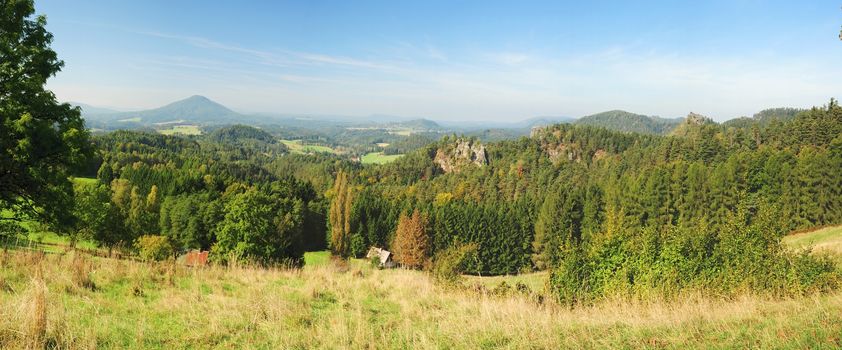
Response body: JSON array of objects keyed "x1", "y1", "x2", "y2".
[{"x1": 0, "y1": 250, "x2": 841, "y2": 349}]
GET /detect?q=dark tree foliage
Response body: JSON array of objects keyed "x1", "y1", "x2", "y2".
[{"x1": 1, "y1": 0, "x2": 94, "y2": 228}]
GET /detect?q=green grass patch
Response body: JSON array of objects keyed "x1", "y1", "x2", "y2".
[
  {"x1": 71, "y1": 177, "x2": 99, "y2": 187},
  {"x1": 280, "y1": 140, "x2": 335, "y2": 154},
  {"x1": 361, "y1": 152, "x2": 403, "y2": 164},
  {"x1": 784, "y1": 225, "x2": 842, "y2": 251},
  {"x1": 117, "y1": 117, "x2": 141, "y2": 123},
  {"x1": 158, "y1": 125, "x2": 202, "y2": 136},
  {"x1": 784, "y1": 225, "x2": 842, "y2": 266},
  {"x1": 304, "y1": 251, "x2": 331, "y2": 267}
]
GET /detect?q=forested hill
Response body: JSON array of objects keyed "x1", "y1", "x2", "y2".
[
  {"x1": 722, "y1": 107, "x2": 807, "y2": 129},
  {"x1": 208, "y1": 125, "x2": 278, "y2": 145},
  {"x1": 330, "y1": 99, "x2": 842, "y2": 301},
  {"x1": 574, "y1": 110, "x2": 683, "y2": 134},
  {"x1": 70, "y1": 128, "x2": 358, "y2": 265}
]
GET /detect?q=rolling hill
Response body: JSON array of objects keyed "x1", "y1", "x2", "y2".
[
  {"x1": 69, "y1": 102, "x2": 121, "y2": 116},
  {"x1": 722, "y1": 107, "x2": 806, "y2": 129},
  {"x1": 575, "y1": 110, "x2": 682, "y2": 134}
]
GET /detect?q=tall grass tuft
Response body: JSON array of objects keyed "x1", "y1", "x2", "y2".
[
  {"x1": 69, "y1": 253, "x2": 96, "y2": 291},
  {"x1": 26, "y1": 275, "x2": 47, "y2": 349}
]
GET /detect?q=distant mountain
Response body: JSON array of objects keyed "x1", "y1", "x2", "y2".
[
  {"x1": 84, "y1": 95, "x2": 243, "y2": 124},
  {"x1": 575, "y1": 110, "x2": 682, "y2": 135},
  {"x1": 69, "y1": 102, "x2": 121, "y2": 116},
  {"x1": 435, "y1": 116, "x2": 573, "y2": 130},
  {"x1": 123, "y1": 95, "x2": 241, "y2": 123},
  {"x1": 517, "y1": 116, "x2": 575, "y2": 129},
  {"x1": 394, "y1": 118, "x2": 441, "y2": 130}
]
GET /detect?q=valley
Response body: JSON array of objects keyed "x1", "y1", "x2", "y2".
[{"x1": 3, "y1": 1, "x2": 842, "y2": 348}]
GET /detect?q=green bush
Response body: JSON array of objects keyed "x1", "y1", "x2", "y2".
[
  {"x1": 431, "y1": 242, "x2": 478, "y2": 285},
  {"x1": 134, "y1": 235, "x2": 174, "y2": 261},
  {"x1": 549, "y1": 203, "x2": 841, "y2": 304}
]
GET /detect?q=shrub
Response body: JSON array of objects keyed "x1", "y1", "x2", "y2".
[
  {"x1": 549, "y1": 202, "x2": 840, "y2": 304},
  {"x1": 431, "y1": 242, "x2": 478, "y2": 284},
  {"x1": 134, "y1": 235, "x2": 174, "y2": 261}
]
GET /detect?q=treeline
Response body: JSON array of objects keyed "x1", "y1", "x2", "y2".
[
  {"x1": 330, "y1": 99, "x2": 842, "y2": 300},
  {"x1": 72, "y1": 126, "x2": 355, "y2": 265}
]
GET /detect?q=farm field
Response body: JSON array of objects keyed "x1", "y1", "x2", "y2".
[
  {"x1": 361, "y1": 152, "x2": 403, "y2": 164},
  {"x1": 280, "y1": 139, "x2": 336, "y2": 154},
  {"x1": 157, "y1": 125, "x2": 202, "y2": 135}
]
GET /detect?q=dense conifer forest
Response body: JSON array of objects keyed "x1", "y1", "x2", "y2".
[{"x1": 331, "y1": 102, "x2": 842, "y2": 301}]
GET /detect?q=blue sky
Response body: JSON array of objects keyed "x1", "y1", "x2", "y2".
[{"x1": 37, "y1": 0, "x2": 842, "y2": 121}]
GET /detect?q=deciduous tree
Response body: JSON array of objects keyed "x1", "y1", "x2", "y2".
[{"x1": 0, "y1": 0, "x2": 93, "y2": 228}]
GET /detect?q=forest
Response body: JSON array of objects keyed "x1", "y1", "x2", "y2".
[
  {"x1": 328, "y1": 102, "x2": 842, "y2": 302},
  {"x1": 5, "y1": 89, "x2": 840, "y2": 305},
  {"x1": 7, "y1": 100, "x2": 840, "y2": 304}
]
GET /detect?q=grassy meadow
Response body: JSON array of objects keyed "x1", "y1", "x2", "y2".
[
  {"x1": 0, "y1": 226, "x2": 841, "y2": 349},
  {"x1": 157, "y1": 125, "x2": 202, "y2": 136},
  {"x1": 280, "y1": 139, "x2": 336, "y2": 154},
  {"x1": 361, "y1": 152, "x2": 404, "y2": 165},
  {"x1": 784, "y1": 225, "x2": 842, "y2": 267}
]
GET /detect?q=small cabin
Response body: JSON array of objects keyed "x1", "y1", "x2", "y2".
[{"x1": 366, "y1": 247, "x2": 396, "y2": 268}]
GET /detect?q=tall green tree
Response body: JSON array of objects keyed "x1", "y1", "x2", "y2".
[
  {"x1": 72, "y1": 182, "x2": 124, "y2": 248},
  {"x1": 213, "y1": 188, "x2": 304, "y2": 266},
  {"x1": 328, "y1": 170, "x2": 353, "y2": 257},
  {"x1": 1, "y1": 0, "x2": 93, "y2": 228}
]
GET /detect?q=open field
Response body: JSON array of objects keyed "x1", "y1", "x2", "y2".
[
  {"x1": 0, "y1": 248, "x2": 841, "y2": 349},
  {"x1": 0, "y1": 226, "x2": 839, "y2": 348},
  {"x1": 157, "y1": 125, "x2": 202, "y2": 136},
  {"x1": 361, "y1": 152, "x2": 403, "y2": 164},
  {"x1": 280, "y1": 139, "x2": 335, "y2": 154},
  {"x1": 784, "y1": 225, "x2": 842, "y2": 266}
]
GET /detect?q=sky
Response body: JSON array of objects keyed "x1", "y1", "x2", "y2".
[{"x1": 36, "y1": 0, "x2": 842, "y2": 122}]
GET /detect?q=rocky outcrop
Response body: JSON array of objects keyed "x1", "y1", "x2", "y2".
[
  {"x1": 434, "y1": 139, "x2": 487, "y2": 173},
  {"x1": 670, "y1": 112, "x2": 716, "y2": 137},
  {"x1": 543, "y1": 143, "x2": 583, "y2": 163}
]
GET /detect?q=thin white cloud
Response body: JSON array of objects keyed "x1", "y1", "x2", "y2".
[{"x1": 53, "y1": 29, "x2": 842, "y2": 121}]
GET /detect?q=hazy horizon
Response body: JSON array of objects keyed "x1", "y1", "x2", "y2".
[{"x1": 38, "y1": 0, "x2": 842, "y2": 122}]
